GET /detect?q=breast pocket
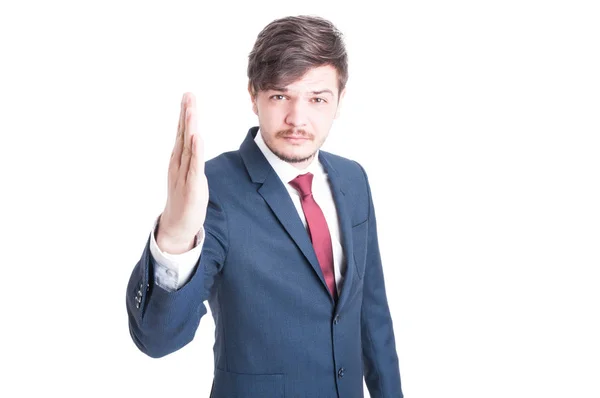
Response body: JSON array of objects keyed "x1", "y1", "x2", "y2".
[
  {"x1": 211, "y1": 368, "x2": 285, "y2": 398},
  {"x1": 352, "y1": 219, "x2": 368, "y2": 279}
]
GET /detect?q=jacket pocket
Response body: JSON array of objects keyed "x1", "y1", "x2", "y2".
[
  {"x1": 211, "y1": 368, "x2": 285, "y2": 398},
  {"x1": 352, "y1": 219, "x2": 368, "y2": 279}
]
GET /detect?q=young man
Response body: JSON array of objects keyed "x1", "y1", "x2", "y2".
[{"x1": 126, "y1": 15, "x2": 403, "y2": 398}]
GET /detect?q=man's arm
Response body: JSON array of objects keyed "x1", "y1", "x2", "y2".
[
  {"x1": 126, "y1": 92, "x2": 220, "y2": 358},
  {"x1": 359, "y1": 165, "x2": 403, "y2": 397},
  {"x1": 125, "y1": 190, "x2": 228, "y2": 358}
]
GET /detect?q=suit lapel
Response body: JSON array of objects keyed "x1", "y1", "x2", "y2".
[
  {"x1": 258, "y1": 175, "x2": 331, "y2": 297},
  {"x1": 239, "y1": 127, "x2": 355, "y2": 309},
  {"x1": 240, "y1": 127, "x2": 332, "y2": 302},
  {"x1": 319, "y1": 152, "x2": 355, "y2": 312}
]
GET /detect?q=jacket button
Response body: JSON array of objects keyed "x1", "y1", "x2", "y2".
[{"x1": 338, "y1": 367, "x2": 345, "y2": 378}]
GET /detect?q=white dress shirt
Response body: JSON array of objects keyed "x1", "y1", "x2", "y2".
[{"x1": 149, "y1": 129, "x2": 346, "y2": 294}]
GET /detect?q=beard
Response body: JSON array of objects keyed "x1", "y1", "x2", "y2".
[
  {"x1": 273, "y1": 151, "x2": 315, "y2": 164},
  {"x1": 267, "y1": 128, "x2": 318, "y2": 164}
]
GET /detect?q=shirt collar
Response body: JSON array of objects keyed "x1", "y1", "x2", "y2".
[{"x1": 255, "y1": 128, "x2": 325, "y2": 184}]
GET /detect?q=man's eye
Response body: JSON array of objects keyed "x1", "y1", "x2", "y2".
[
  {"x1": 312, "y1": 98, "x2": 326, "y2": 103},
  {"x1": 272, "y1": 95, "x2": 286, "y2": 100}
]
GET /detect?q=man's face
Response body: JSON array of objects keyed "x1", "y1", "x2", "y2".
[{"x1": 249, "y1": 65, "x2": 346, "y2": 169}]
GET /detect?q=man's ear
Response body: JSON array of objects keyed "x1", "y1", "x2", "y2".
[
  {"x1": 334, "y1": 88, "x2": 346, "y2": 119},
  {"x1": 248, "y1": 82, "x2": 258, "y2": 116}
]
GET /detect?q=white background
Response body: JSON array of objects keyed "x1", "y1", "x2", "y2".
[{"x1": 1, "y1": 0, "x2": 598, "y2": 397}]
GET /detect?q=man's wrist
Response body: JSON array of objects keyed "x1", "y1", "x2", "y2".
[{"x1": 155, "y1": 223, "x2": 196, "y2": 254}]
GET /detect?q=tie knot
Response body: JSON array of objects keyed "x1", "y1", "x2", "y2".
[{"x1": 289, "y1": 172, "x2": 314, "y2": 197}]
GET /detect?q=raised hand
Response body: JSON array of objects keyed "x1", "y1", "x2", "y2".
[{"x1": 156, "y1": 92, "x2": 209, "y2": 254}]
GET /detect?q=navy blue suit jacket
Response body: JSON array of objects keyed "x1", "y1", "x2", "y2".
[{"x1": 126, "y1": 127, "x2": 403, "y2": 397}]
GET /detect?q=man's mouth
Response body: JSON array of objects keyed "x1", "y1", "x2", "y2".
[{"x1": 283, "y1": 136, "x2": 309, "y2": 142}]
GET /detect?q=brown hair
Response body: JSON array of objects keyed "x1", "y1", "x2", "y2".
[{"x1": 247, "y1": 15, "x2": 348, "y2": 98}]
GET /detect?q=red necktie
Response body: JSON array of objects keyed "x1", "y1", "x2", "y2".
[{"x1": 289, "y1": 172, "x2": 338, "y2": 301}]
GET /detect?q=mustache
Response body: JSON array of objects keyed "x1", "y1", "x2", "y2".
[{"x1": 278, "y1": 129, "x2": 312, "y2": 139}]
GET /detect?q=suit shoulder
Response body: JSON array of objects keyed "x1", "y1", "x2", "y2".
[
  {"x1": 205, "y1": 150, "x2": 242, "y2": 177},
  {"x1": 202, "y1": 150, "x2": 246, "y2": 196},
  {"x1": 320, "y1": 150, "x2": 369, "y2": 184},
  {"x1": 320, "y1": 150, "x2": 372, "y2": 223}
]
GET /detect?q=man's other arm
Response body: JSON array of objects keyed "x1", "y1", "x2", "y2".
[{"x1": 358, "y1": 164, "x2": 403, "y2": 397}]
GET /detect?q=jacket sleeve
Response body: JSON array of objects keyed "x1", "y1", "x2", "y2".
[
  {"x1": 358, "y1": 165, "x2": 404, "y2": 397},
  {"x1": 125, "y1": 189, "x2": 228, "y2": 358}
]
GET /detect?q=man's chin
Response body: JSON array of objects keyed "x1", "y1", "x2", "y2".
[{"x1": 273, "y1": 149, "x2": 315, "y2": 164}]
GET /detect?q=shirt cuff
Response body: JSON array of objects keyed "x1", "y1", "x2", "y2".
[{"x1": 148, "y1": 215, "x2": 205, "y2": 291}]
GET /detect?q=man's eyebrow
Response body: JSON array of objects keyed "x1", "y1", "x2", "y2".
[
  {"x1": 268, "y1": 87, "x2": 335, "y2": 97},
  {"x1": 310, "y1": 89, "x2": 334, "y2": 97}
]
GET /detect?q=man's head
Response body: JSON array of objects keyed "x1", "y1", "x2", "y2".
[{"x1": 247, "y1": 15, "x2": 348, "y2": 169}]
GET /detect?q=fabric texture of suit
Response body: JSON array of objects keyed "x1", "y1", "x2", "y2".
[{"x1": 126, "y1": 126, "x2": 403, "y2": 397}]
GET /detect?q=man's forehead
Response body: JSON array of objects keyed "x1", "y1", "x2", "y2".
[
  {"x1": 274, "y1": 81, "x2": 336, "y2": 96},
  {"x1": 275, "y1": 65, "x2": 337, "y2": 89}
]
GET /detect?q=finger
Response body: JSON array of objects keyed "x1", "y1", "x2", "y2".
[
  {"x1": 177, "y1": 93, "x2": 188, "y2": 138},
  {"x1": 171, "y1": 93, "x2": 189, "y2": 172},
  {"x1": 187, "y1": 134, "x2": 197, "y2": 182},
  {"x1": 182, "y1": 93, "x2": 196, "y2": 163},
  {"x1": 179, "y1": 105, "x2": 197, "y2": 185},
  {"x1": 186, "y1": 93, "x2": 200, "y2": 167},
  {"x1": 187, "y1": 130, "x2": 205, "y2": 184}
]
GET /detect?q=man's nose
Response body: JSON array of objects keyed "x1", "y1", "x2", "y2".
[{"x1": 285, "y1": 99, "x2": 308, "y2": 127}]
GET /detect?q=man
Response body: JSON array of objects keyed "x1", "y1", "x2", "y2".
[{"x1": 126, "y1": 15, "x2": 403, "y2": 398}]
